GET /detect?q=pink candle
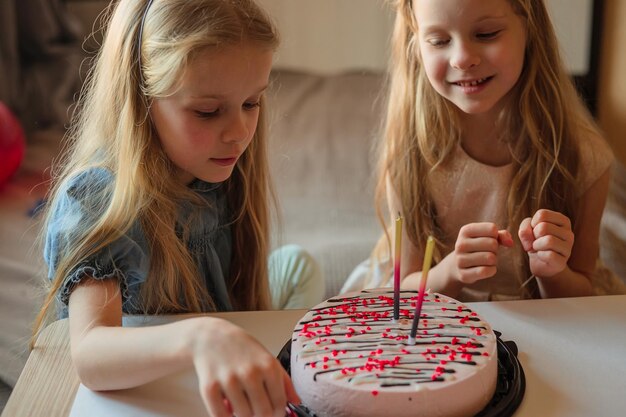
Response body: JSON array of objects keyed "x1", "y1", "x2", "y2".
[
  {"x1": 393, "y1": 214, "x2": 403, "y2": 321},
  {"x1": 408, "y1": 236, "x2": 435, "y2": 345}
]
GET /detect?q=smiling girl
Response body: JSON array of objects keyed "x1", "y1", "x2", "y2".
[
  {"x1": 32, "y1": 1, "x2": 326, "y2": 416},
  {"x1": 344, "y1": 0, "x2": 625, "y2": 300}
]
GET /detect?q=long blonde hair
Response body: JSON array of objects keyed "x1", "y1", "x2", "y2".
[
  {"x1": 374, "y1": 0, "x2": 601, "y2": 282},
  {"x1": 34, "y1": 0, "x2": 279, "y2": 340}
]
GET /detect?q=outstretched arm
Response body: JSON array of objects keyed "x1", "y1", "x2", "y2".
[
  {"x1": 68, "y1": 278, "x2": 298, "y2": 417},
  {"x1": 518, "y1": 167, "x2": 611, "y2": 298}
]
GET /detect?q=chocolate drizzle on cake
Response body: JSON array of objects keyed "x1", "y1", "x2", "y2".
[{"x1": 292, "y1": 289, "x2": 493, "y2": 389}]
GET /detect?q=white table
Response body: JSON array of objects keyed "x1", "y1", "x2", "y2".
[
  {"x1": 3, "y1": 295, "x2": 626, "y2": 417},
  {"x1": 470, "y1": 295, "x2": 626, "y2": 417}
]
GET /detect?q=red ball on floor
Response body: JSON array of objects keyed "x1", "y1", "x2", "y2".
[{"x1": 0, "y1": 101, "x2": 26, "y2": 187}]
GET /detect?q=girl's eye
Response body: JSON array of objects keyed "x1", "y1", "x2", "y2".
[
  {"x1": 195, "y1": 110, "x2": 219, "y2": 119},
  {"x1": 427, "y1": 38, "x2": 450, "y2": 47},
  {"x1": 194, "y1": 101, "x2": 260, "y2": 118},
  {"x1": 243, "y1": 101, "x2": 261, "y2": 111},
  {"x1": 476, "y1": 30, "x2": 501, "y2": 40}
]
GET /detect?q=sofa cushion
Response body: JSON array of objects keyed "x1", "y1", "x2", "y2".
[{"x1": 267, "y1": 70, "x2": 385, "y2": 297}]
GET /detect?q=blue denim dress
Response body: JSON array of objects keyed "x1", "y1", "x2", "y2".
[{"x1": 44, "y1": 168, "x2": 233, "y2": 317}]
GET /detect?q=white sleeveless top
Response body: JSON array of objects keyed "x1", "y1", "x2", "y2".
[
  {"x1": 428, "y1": 134, "x2": 615, "y2": 301},
  {"x1": 343, "y1": 133, "x2": 623, "y2": 301}
]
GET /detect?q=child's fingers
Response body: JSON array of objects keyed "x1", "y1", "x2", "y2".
[
  {"x1": 223, "y1": 379, "x2": 254, "y2": 417},
  {"x1": 263, "y1": 366, "x2": 289, "y2": 417},
  {"x1": 455, "y1": 251, "x2": 497, "y2": 283},
  {"x1": 533, "y1": 249, "x2": 568, "y2": 266},
  {"x1": 518, "y1": 217, "x2": 534, "y2": 252},
  {"x1": 497, "y1": 229, "x2": 514, "y2": 247},
  {"x1": 199, "y1": 378, "x2": 231, "y2": 417},
  {"x1": 456, "y1": 223, "x2": 499, "y2": 253},
  {"x1": 223, "y1": 398, "x2": 233, "y2": 415},
  {"x1": 456, "y1": 252, "x2": 497, "y2": 269},
  {"x1": 457, "y1": 265, "x2": 497, "y2": 284},
  {"x1": 531, "y1": 221, "x2": 574, "y2": 243},
  {"x1": 453, "y1": 223, "x2": 507, "y2": 284},
  {"x1": 458, "y1": 222, "x2": 499, "y2": 239},
  {"x1": 283, "y1": 371, "x2": 301, "y2": 405},
  {"x1": 530, "y1": 209, "x2": 571, "y2": 229},
  {"x1": 532, "y1": 235, "x2": 572, "y2": 258},
  {"x1": 456, "y1": 236, "x2": 499, "y2": 254},
  {"x1": 244, "y1": 359, "x2": 289, "y2": 417}
]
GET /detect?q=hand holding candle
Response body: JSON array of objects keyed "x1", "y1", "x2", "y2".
[
  {"x1": 393, "y1": 214, "x2": 403, "y2": 321},
  {"x1": 408, "y1": 236, "x2": 435, "y2": 345}
]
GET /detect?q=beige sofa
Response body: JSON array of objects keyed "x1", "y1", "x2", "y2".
[{"x1": 267, "y1": 69, "x2": 384, "y2": 297}]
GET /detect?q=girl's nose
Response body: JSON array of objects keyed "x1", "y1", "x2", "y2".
[
  {"x1": 450, "y1": 42, "x2": 480, "y2": 70},
  {"x1": 223, "y1": 111, "x2": 249, "y2": 143}
]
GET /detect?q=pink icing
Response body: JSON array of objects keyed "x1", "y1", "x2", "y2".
[{"x1": 290, "y1": 289, "x2": 497, "y2": 417}]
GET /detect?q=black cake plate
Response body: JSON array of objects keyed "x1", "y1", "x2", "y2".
[{"x1": 278, "y1": 330, "x2": 525, "y2": 417}]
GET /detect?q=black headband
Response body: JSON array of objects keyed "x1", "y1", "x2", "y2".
[{"x1": 137, "y1": 0, "x2": 155, "y2": 86}]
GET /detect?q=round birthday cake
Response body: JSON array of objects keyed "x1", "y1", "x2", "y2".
[{"x1": 290, "y1": 288, "x2": 497, "y2": 417}]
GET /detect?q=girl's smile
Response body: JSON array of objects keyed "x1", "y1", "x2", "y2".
[{"x1": 449, "y1": 75, "x2": 495, "y2": 94}]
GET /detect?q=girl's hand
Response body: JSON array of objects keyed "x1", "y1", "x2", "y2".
[
  {"x1": 192, "y1": 318, "x2": 300, "y2": 417},
  {"x1": 518, "y1": 209, "x2": 574, "y2": 278},
  {"x1": 451, "y1": 223, "x2": 514, "y2": 284}
]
